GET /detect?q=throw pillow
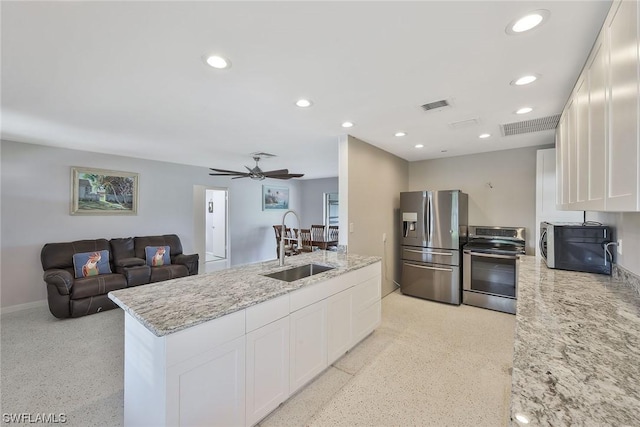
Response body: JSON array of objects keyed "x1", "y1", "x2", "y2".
[
  {"x1": 145, "y1": 246, "x2": 171, "y2": 267},
  {"x1": 72, "y1": 250, "x2": 112, "y2": 279}
]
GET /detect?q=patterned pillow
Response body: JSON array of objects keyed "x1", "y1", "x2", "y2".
[
  {"x1": 72, "y1": 250, "x2": 112, "y2": 279},
  {"x1": 145, "y1": 246, "x2": 171, "y2": 267}
]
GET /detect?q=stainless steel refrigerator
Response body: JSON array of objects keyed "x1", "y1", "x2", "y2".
[{"x1": 400, "y1": 190, "x2": 468, "y2": 304}]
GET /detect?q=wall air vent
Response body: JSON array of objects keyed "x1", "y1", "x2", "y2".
[
  {"x1": 421, "y1": 99, "x2": 450, "y2": 111},
  {"x1": 500, "y1": 114, "x2": 561, "y2": 136}
]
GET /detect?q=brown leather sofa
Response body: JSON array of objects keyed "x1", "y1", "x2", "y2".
[{"x1": 41, "y1": 234, "x2": 199, "y2": 318}]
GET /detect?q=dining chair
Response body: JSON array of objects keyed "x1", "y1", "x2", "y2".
[
  {"x1": 327, "y1": 225, "x2": 339, "y2": 251},
  {"x1": 298, "y1": 229, "x2": 314, "y2": 253},
  {"x1": 310, "y1": 224, "x2": 325, "y2": 241},
  {"x1": 273, "y1": 225, "x2": 295, "y2": 257}
]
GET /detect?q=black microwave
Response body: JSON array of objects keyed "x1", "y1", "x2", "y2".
[{"x1": 539, "y1": 222, "x2": 613, "y2": 275}]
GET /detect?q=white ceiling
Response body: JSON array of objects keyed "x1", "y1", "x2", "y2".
[{"x1": 1, "y1": 1, "x2": 612, "y2": 179}]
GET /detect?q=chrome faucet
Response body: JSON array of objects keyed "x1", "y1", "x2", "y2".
[{"x1": 279, "y1": 209, "x2": 301, "y2": 266}]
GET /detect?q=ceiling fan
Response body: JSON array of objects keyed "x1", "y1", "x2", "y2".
[{"x1": 209, "y1": 154, "x2": 304, "y2": 180}]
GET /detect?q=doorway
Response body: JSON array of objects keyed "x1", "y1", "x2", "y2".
[
  {"x1": 193, "y1": 185, "x2": 229, "y2": 273},
  {"x1": 324, "y1": 192, "x2": 339, "y2": 226}
]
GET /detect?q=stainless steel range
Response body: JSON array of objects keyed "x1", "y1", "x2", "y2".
[{"x1": 462, "y1": 226, "x2": 525, "y2": 314}]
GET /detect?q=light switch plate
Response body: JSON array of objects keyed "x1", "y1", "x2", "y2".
[
  {"x1": 349, "y1": 223, "x2": 354, "y2": 233},
  {"x1": 617, "y1": 239, "x2": 622, "y2": 255}
]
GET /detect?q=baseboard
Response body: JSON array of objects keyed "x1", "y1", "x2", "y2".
[{"x1": 1, "y1": 299, "x2": 48, "y2": 315}]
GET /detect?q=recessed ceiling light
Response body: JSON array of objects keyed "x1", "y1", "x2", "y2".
[
  {"x1": 295, "y1": 99, "x2": 313, "y2": 108},
  {"x1": 341, "y1": 121, "x2": 354, "y2": 128},
  {"x1": 479, "y1": 133, "x2": 491, "y2": 139},
  {"x1": 415, "y1": 144, "x2": 424, "y2": 148},
  {"x1": 204, "y1": 55, "x2": 231, "y2": 69},
  {"x1": 511, "y1": 75, "x2": 538, "y2": 86},
  {"x1": 506, "y1": 10, "x2": 550, "y2": 35},
  {"x1": 395, "y1": 132, "x2": 407, "y2": 137},
  {"x1": 516, "y1": 107, "x2": 533, "y2": 114}
]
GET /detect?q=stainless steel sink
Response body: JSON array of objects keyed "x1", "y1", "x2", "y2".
[{"x1": 263, "y1": 263, "x2": 335, "y2": 282}]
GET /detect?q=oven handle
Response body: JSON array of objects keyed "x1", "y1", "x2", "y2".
[
  {"x1": 463, "y1": 250, "x2": 520, "y2": 260},
  {"x1": 404, "y1": 249, "x2": 453, "y2": 256},
  {"x1": 403, "y1": 262, "x2": 453, "y2": 272}
]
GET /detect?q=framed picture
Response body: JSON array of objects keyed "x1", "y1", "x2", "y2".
[
  {"x1": 70, "y1": 167, "x2": 138, "y2": 215},
  {"x1": 262, "y1": 185, "x2": 289, "y2": 210}
]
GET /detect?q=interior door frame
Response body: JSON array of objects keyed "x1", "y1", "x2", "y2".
[{"x1": 193, "y1": 185, "x2": 230, "y2": 271}]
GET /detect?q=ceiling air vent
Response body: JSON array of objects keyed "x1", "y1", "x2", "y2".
[
  {"x1": 500, "y1": 114, "x2": 561, "y2": 136},
  {"x1": 448, "y1": 118, "x2": 480, "y2": 129},
  {"x1": 421, "y1": 99, "x2": 450, "y2": 111}
]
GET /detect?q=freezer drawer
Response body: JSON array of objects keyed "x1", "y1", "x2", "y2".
[
  {"x1": 400, "y1": 261, "x2": 460, "y2": 305},
  {"x1": 401, "y1": 246, "x2": 459, "y2": 266}
]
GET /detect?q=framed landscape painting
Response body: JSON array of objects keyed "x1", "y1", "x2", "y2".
[
  {"x1": 70, "y1": 167, "x2": 138, "y2": 215},
  {"x1": 263, "y1": 185, "x2": 289, "y2": 210}
]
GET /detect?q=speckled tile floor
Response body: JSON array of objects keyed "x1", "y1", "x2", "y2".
[
  {"x1": 260, "y1": 290, "x2": 515, "y2": 427},
  {"x1": 0, "y1": 290, "x2": 514, "y2": 427}
]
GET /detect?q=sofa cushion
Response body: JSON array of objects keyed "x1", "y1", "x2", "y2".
[
  {"x1": 72, "y1": 250, "x2": 112, "y2": 278},
  {"x1": 71, "y1": 273, "x2": 127, "y2": 299},
  {"x1": 134, "y1": 235, "x2": 184, "y2": 259},
  {"x1": 149, "y1": 265, "x2": 189, "y2": 283},
  {"x1": 145, "y1": 246, "x2": 171, "y2": 266},
  {"x1": 42, "y1": 239, "x2": 111, "y2": 271},
  {"x1": 110, "y1": 237, "x2": 135, "y2": 262}
]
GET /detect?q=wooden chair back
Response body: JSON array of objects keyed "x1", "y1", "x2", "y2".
[
  {"x1": 298, "y1": 228, "x2": 314, "y2": 252},
  {"x1": 310, "y1": 224, "x2": 325, "y2": 241}
]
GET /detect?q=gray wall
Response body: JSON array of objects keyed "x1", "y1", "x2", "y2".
[
  {"x1": 1, "y1": 140, "x2": 301, "y2": 308},
  {"x1": 344, "y1": 136, "x2": 409, "y2": 297},
  {"x1": 299, "y1": 177, "x2": 338, "y2": 227},
  {"x1": 586, "y1": 211, "x2": 640, "y2": 276},
  {"x1": 409, "y1": 146, "x2": 542, "y2": 255}
]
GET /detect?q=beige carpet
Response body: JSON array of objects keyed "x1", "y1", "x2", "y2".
[{"x1": 1, "y1": 290, "x2": 514, "y2": 427}]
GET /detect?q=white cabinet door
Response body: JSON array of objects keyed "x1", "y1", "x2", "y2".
[
  {"x1": 575, "y1": 76, "x2": 590, "y2": 206},
  {"x1": 605, "y1": 0, "x2": 640, "y2": 211},
  {"x1": 555, "y1": 115, "x2": 568, "y2": 208},
  {"x1": 567, "y1": 98, "x2": 578, "y2": 205},
  {"x1": 352, "y1": 276, "x2": 382, "y2": 344},
  {"x1": 289, "y1": 300, "x2": 328, "y2": 394},
  {"x1": 327, "y1": 288, "x2": 353, "y2": 365},
  {"x1": 246, "y1": 317, "x2": 290, "y2": 427},
  {"x1": 586, "y1": 38, "x2": 607, "y2": 210},
  {"x1": 167, "y1": 335, "x2": 246, "y2": 427}
]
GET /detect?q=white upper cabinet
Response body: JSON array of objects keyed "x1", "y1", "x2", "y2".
[
  {"x1": 557, "y1": 0, "x2": 639, "y2": 212},
  {"x1": 605, "y1": 0, "x2": 640, "y2": 211}
]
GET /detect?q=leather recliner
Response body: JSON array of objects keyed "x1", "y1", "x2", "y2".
[{"x1": 41, "y1": 234, "x2": 199, "y2": 318}]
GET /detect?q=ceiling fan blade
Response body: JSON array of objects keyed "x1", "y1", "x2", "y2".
[
  {"x1": 262, "y1": 169, "x2": 289, "y2": 176},
  {"x1": 267, "y1": 173, "x2": 304, "y2": 179},
  {"x1": 209, "y1": 172, "x2": 248, "y2": 176},
  {"x1": 231, "y1": 175, "x2": 251, "y2": 179},
  {"x1": 209, "y1": 168, "x2": 245, "y2": 174}
]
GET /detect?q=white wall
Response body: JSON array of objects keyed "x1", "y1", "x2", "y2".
[
  {"x1": 0, "y1": 140, "x2": 301, "y2": 308},
  {"x1": 344, "y1": 135, "x2": 409, "y2": 297},
  {"x1": 409, "y1": 146, "x2": 546, "y2": 255},
  {"x1": 299, "y1": 177, "x2": 338, "y2": 227}
]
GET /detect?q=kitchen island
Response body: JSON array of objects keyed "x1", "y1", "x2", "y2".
[
  {"x1": 511, "y1": 256, "x2": 640, "y2": 426},
  {"x1": 109, "y1": 251, "x2": 381, "y2": 427}
]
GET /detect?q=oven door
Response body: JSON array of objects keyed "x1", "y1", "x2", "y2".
[{"x1": 462, "y1": 250, "x2": 519, "y2": 314}]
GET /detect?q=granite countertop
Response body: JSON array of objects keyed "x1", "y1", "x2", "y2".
[
  {"x1": 108, "y1": 251, "x2": 380, "y2": 337},
  {"x1": 511, "y1": 256, "x2": 640, "y2": 426}
]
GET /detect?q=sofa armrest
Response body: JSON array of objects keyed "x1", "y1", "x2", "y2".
[
  {"x1": 116, "y1": 257, "x2": 146, "y2": 268},
  {"x1": 43, "y1": 269, "x2": 74, "y2": 295},
  {"x1": 174, "y1": 253, "x2": 199, "y2": 275}
]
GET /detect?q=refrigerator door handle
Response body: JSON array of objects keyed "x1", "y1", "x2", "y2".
[
  {"x1": 425, "y1": 193, "x2": 431, "y2": 242},
  {"x1": 404, "y1": 262, "x2": 453, "y2": 272}
]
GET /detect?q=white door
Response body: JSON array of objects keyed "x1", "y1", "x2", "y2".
[{"x1": 206, "y1": 189, "x2": 227, "y2": 260}]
